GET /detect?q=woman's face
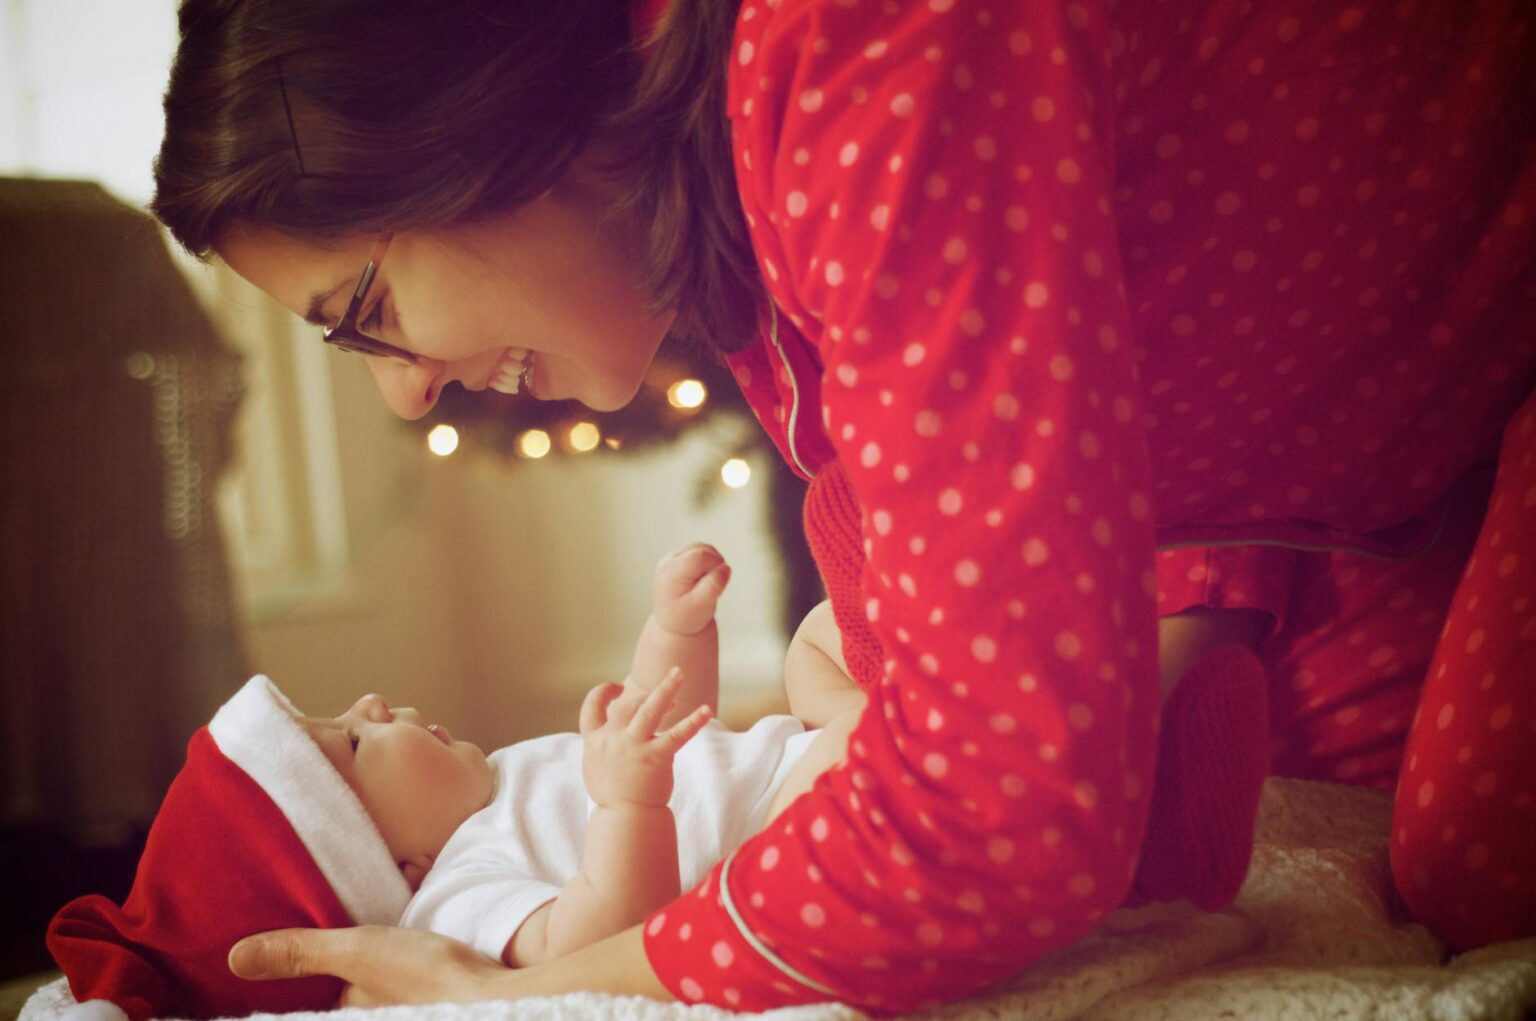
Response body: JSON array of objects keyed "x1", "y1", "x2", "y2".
[{"x1": 218, "y1": 169, "x2": 674, "y2": 419}]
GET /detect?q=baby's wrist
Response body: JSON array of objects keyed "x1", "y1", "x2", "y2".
[
  {"x1": 590, "y1": 797, "x2": 674, "y2": 814},
  {"x1": 648, "y1": 614, "x2": 716, "y2": 640}
]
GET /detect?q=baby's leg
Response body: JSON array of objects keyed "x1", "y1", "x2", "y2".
[
  {"x1": 784, "y1": 601, "x2": 866, "y2": 726},
  {"x1": 763, "y1": 708, "x2": 861, "y2": 825}
]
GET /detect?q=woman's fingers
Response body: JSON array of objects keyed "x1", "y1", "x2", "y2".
[
  {"x1": 579, "y1": 682, "x2": 625, "y2": 735},
  {"x1": 228, "y1": 926, "x2": 353, "y2": 981},
  {"x1": 228, "y1": 926, "x2": 508, "y2": 1006},
  {"x1": 627, "y1": 668, "x2": 682, "y2": 738},
  {"x1": 656, "y1": 704, "x2": 713, "y2": 752}
]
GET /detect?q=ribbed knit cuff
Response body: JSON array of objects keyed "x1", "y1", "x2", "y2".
[{"x1": 803, "y1": 460, "x2": 885, "y2": 690}]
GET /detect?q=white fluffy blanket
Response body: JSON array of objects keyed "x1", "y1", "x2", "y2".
[{"x1": 25, "y1": 778, "x2": 1536, "y2": 1021}]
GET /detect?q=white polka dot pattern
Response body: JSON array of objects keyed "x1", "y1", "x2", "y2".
[
  {"x1": 1388, "y1": 394, "x2": 1536, "y2": 952},
  {"x1": 642, "y1": 0, "x2": 1536, "y2": 1012}
]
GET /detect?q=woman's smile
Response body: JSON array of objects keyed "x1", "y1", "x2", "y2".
[
  {"x1": 216, "y1": 168, "x2": 672, "y2": 420},
  {"x1": 487, "y1": 348, "x2": 535, "y2": 396}
]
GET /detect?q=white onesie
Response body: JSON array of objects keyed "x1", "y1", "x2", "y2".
[{"x1": 400, "y1": 715, "x2": 820, "y2": 960}]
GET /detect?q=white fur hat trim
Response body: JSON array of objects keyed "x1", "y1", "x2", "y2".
[{"x1": 207, "y1": 676, "x2": 411, "y2": 924}]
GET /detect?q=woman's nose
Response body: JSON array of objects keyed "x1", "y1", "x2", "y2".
[{"x1": 368, "y1": 356, "x2": 445, "y2": 421}]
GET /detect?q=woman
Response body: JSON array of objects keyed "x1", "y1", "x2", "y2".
[{"x1": 153, "y1": 0, "x2": 1535, "y2": 1012}]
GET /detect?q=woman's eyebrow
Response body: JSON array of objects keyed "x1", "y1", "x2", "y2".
[{"x1": 303, "y1": 280, "x2": 348, "y2": 327}]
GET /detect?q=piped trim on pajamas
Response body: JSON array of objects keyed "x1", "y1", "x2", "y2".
[{"x1": 718, "y1": 851, "x2": 840, "y2": 998}]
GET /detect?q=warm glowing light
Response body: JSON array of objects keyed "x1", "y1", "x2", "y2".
[
  {"x1": 518, "y1": 429, "x2": 552, "y2": 459},
  {"x1": 123, "y1": 352, "x2": 156, "y2": 379},
  {"x1": 721, "y1": 458, "x2": 751, "y2": 488},
  {"x1": 568, "y1": 421, "x2": 600, "y2": 452},
  {"x1": 426, "y1": 424, "x2": 460, "y2": 457},
  {"x1": 604, "y1": 437, "x2": 623, "y2": 450},
  {"x1": 667, "y1": 379, "x2": 707, "y2": 409}
]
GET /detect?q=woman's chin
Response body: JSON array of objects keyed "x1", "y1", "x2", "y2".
[
  {"x1": 583, "y1": 394, "x2": 635, "y2": 413},
  {"x1": 578, "y1": 376, "x2": 648, "y2": 413}
]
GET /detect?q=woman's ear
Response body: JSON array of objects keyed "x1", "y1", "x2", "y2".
[{"x1": 399, "y1": 853, "x2": 434, "y2": 891}]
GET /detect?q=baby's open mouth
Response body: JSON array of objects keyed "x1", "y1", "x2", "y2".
[
  {"x1": 489, "y1": 348, "x2": 534, "y2": 396},
  {"x1": 427, "y1": 723, "x2": 453, "y2": 745}
]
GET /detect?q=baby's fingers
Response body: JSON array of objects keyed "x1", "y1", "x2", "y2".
[
  {"x1": 655, "y1": 704, "x2": 714, "y2": 753},
  {"x1": 579, "y1": 683, "x2": 625, "y2": 736},
  {"x1": 699, "y1": 561, "x2": 731, "y2": 594},
  {"x1": 627, "y1": 668, "x2": 683, "y2": 739}
]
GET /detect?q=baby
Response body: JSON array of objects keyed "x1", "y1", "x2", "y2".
[
  {"x1": 399, "y1": 543, "x2": 865, "y2": 968},
  {"x1": 48, "y1": 543, "x2": 863, "y2": 1021}
]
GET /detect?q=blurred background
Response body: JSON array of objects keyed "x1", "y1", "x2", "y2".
[{"x1": 0, "y1": 0, "x2": 817, "y2": 1005}]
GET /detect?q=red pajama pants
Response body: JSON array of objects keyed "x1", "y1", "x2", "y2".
[{"x1": 1157, "y1": 391, "x2": 1536, "y2": 952}]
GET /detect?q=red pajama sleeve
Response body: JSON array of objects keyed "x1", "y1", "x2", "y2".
[{"x1": 642, "y1": 1, "x2": 1159, "y2": 1012}]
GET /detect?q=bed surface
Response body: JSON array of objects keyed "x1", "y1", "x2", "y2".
[{"x1": 25, "y1": 778, "x2": 1536, "y2": 1021}]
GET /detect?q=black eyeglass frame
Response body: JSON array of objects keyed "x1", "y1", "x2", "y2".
[{"x1": 321, "y1": 236, "x2": 419, "y2": 364}]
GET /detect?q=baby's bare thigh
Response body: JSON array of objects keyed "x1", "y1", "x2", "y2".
[{"x1": 763, "y1": 710, "x2": 860, "y2": 825}]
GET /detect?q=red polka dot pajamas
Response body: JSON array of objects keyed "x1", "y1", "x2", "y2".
[{"x1": 640, "y1": 0, "x2": 1536, "y2": 1010}]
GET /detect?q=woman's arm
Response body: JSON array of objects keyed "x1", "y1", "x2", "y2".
[
  {"x1": 640, "y1": 0, "x2": 1153, "y2": 1012},
  {"x1": 505, "y1": 924, "x2": 670, "y2": 1000}
]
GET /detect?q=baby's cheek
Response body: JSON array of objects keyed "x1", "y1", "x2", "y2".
[{"x1": 425, "y1": 747, "x2": 491, "y2": 819}]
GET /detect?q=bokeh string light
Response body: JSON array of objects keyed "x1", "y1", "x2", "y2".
[
  {"x1": 667, "y1": 378, "x2": 707, "y2": 410},
  {"x1": 721, "y1": 457, "x2": 751, "y2": 488},
  {"x1": 414, "y1": 338, "x2": 765, "y2": 497},
  {"x1": 568, "y1": 421, "x2": 601, "y2": 452},
  {"x1": 426, "y1": 424, "x2": 460, "y2": 457},
  {"x1": 517, "y1": 429, "x2": 552, "y2": 459}
]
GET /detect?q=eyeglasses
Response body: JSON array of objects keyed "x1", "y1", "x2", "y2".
[{"x1": 321, "y1": 236, "x2": 419, "y2": 364}]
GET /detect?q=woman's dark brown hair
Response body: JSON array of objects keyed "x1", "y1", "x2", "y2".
[{"x1": 152, "y1": 0, "x2": 762, "y2": 352}]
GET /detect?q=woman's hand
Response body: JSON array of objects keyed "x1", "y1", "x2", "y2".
[
  {"x1": 230, "y1": 922, "x2": 672, "y2": 1005},
  {"x1": 228, "y1": 925, "x2": 514, "y2": 1008}
]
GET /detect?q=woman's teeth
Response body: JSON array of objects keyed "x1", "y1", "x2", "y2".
[{"x1": 489, "y1": 348, "x2": 534, "y2": 395}]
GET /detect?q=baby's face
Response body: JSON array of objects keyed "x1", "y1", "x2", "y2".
[{"x1": 302, "y1": 694, "x2": 493, "y2": 869}]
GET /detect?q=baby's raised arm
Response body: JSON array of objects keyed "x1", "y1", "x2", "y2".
[
  {"x1": 621, "y1": 543, "x2": 730, "y2": 732},
  {"x1": 501, "y1": 544, "x2": 728, "y2": 967},
  {"x1": 503, "y1": 672, "x2": 710, "y2": 967}
]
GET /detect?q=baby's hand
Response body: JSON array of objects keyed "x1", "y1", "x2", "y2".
[
  {"x1": 651, "y1": 542, "x2": 731, "y2": 636},
  {"x1": 579, "y1": 668, "x2": 712, "y2": 808}
]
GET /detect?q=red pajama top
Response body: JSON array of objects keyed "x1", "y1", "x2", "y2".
[{"x1": 641, "y1": 0, "x2": 1536, "y2": 1013}]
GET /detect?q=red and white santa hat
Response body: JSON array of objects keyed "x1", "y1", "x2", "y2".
[{"x1": 47, "y1": 675, "x2": 411, "y2": 1021}]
